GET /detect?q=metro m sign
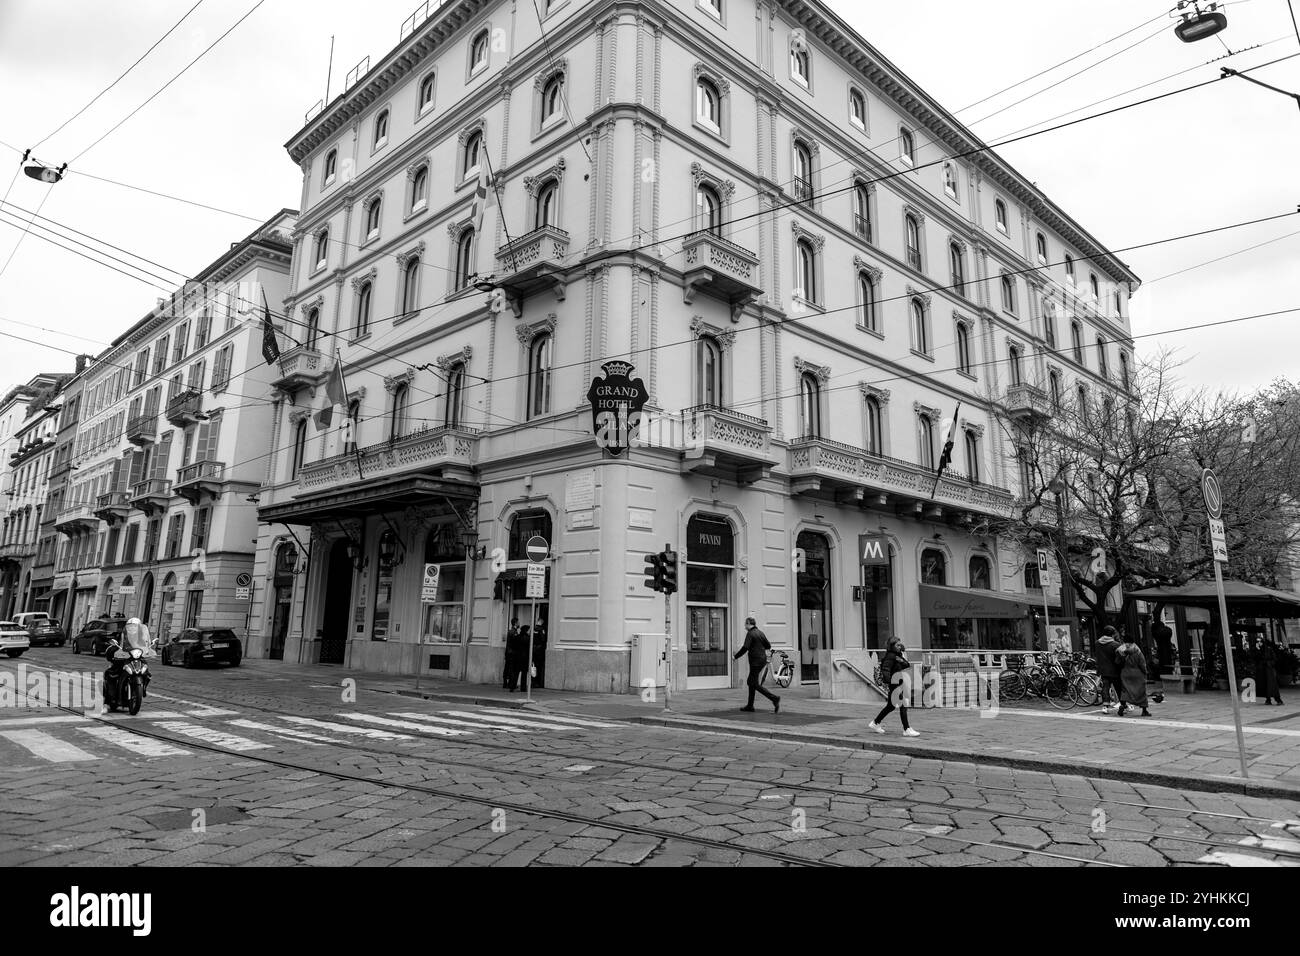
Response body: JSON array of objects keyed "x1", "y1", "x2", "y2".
[{"x1": 858, "y1": 533, "x2": 889, "y2": 567}]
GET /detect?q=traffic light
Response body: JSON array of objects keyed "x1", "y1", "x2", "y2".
[
  {"x1": 660, "y1": 548, "x2": 678, "y2": 595},
  {"x1": 643, "y1": 552, "x2": 663, "y2": 592}
]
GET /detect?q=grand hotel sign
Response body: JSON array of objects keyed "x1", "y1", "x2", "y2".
[{"x1": 586, "y1": 361, "x2": 649, "y2": 457}]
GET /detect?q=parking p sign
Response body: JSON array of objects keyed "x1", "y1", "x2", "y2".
[{"x1": 421, "y1": 563, "x2": 440, "y2": 603}]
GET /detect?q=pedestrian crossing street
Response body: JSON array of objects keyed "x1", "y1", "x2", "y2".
[{"x1": 0, "y1": 703, "x2": 622, "y2": 765}]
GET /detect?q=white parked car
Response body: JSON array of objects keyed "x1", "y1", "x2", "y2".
[{"x1": 0, "y1": 621, "x2": 31, "y2": 658}]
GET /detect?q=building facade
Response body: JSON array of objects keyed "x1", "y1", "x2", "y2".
[
  {"x1": 40, "y1": 366, "x2": 86, "y2": 624},
  {"x1": 251, "y1": 0, "x2": 1138, "y2": 691}
]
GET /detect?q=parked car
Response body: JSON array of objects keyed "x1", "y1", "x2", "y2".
[
  {"x1": 21, "y1": 616, "x2": 66, "y2": 647},
  {"x1": 0, "y1": 621, "x2": 31, "y2": 658},
  {"x1": 161, "y1": 628, "x2": 242, "y2": 668},
  {"x1": 71, "y1": 617, "x2": 129, "y2": 656}
]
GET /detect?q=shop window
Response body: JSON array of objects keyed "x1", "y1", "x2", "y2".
[
  {"x1": 371, "y1": 531, "x2": 400, "y2": 642},
  {"x1": 969, "y1": 555, "x2": 991, "y2": 589},
  {"x1": 685, "y1": 513, "x2": 734, "y2": 682},
  {"x1": 920, "y1": 548, "x2": 946, "y2": 585},
  {"x1": 422, "y1": 526, "x2": 466, "y2": 642},
  {"x1": 508, "y1": 510, "x2": 553, "y2": 561},
  {"x1": 795, "y1": 530, "x2": 833, "y2": 682}
]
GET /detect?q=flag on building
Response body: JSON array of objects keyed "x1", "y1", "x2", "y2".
[
  {"x1": 930, "y1": 401, "x2": 962, "y2": 498},
  {"x1": 470, "y1": 165, "x2": 492, "y2": 236},
  {"x1": 314, "y1": 358, "x2": 347, "y2": 431},
  {"x1": 260, "y1": 291, "x2": 280, "y2": 365}
]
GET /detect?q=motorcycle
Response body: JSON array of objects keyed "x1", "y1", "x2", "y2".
[
  {"x1": 103, "y1": 637, "x2": 151, "y2": 716},
  {"x1": 768, "y1": 649, "x2": 796, "y2": 689}
]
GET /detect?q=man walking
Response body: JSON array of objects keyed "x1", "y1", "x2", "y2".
[
  {"x1": 502, "y1": 617, "x2": 520, "y2": 689},
  {"x1": 734, "y1": 616, "x2": 780, "y2": 713},
  {"x1": 1094, "y1": 625, "x2": 1123, "y2": 712}
]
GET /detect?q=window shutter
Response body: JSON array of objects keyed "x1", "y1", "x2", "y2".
[{"x1": 151, "y1": 432, "x2": 173, "y2": 481}]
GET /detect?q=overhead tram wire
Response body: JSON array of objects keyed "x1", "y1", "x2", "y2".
[
  {"x1": 30, "y1": 0, "x2": 207, "y2": 152},
  {"x1": 529, "y1": 0, "x2": 593, "y2": 167},
  {"x1": 0, "y1": 206, "x2": 188, "y2": 288},
  {"x1": 1288, "y1": 0, "x2": 1300, "y2": 47},
  {"x1": 67, "y1": 0, "x2": 269, "y2": 165},
  {"x1": 0, "y1": 184, "x2": 55, "y2": 283}
]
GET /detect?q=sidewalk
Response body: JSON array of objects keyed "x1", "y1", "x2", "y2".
[{"x1": 241, "y1": 661, "x2": 1300, "y2": 799}]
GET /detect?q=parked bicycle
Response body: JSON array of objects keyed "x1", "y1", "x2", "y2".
[{"x1": 998, "y1": 652, "x2": 1085, "y2": 709}]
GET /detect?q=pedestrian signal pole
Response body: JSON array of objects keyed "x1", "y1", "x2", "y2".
[{"x1": 1203, "y1": 468, "x2": 1248, "y2": 779}]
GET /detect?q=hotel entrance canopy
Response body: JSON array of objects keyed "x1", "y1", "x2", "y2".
[{"x1": 258, "y1": 474, "x2": 477, "y2": 526}]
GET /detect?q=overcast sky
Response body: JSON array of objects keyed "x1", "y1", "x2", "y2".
[{"x1": 0, "y1": 0, "x2": 1296, "y2": 398}]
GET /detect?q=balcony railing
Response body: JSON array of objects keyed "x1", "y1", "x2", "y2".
[
  {"x1": 54, "y1": 503, "x2": 97, "y2": 533},
  {"x1": 854, "y1": 213, "x2": 872, "y2": 242},
  {"x1": 165, "y1": 389, "x2": 202, "y2": 426},
  {"x1": 678, "y1": 404, "x2": 776, "y2": 483},
  {"x1": 273, "y1": 345, "x2": 326, "y2": 393},
  {"x1": 0, "y1": 541, "x2": 36, "y2": 560},
  {"x1": 126, "y1": 413, "x2": 157, "y2": 445},
  {"x1": 491, "y1": 226, "x2": 570, "y2": 312},
  {"x1": 175, "y1": 460, "x2": 225, "y2": 503},
  {"x1": 129, "y1": 478, "x2": 172, "y2": 513},
  {"x1": 680, "y1": 232, "x2": 763, "y2": 320},
  {"x1": 298, "y1": 425, "x2": 479, "y2": 491},
  {"x1": 1004, "y1": 383, "x2": 1053, "y2": 421},
  {"x1": 793, "y1": 177, "x2": 814, "y2": 205},
  {"x1": 94, "y1": 491, "x2": 130, "y2": 523}
]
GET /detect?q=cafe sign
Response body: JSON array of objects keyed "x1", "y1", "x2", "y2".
[{"x1": 586, "y1": 360, "x2": 649, "y2": 457}]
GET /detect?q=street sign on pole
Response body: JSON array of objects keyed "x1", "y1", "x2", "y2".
[
  {"x1": 1035, "y1": 549, "x2": 1052, "y2": 650},
  {"x1": 523, "y1": 536, "x2": 549, "y2": 702},
  {"x1": 421, "y1": 564, "x2": 440, "y2": 602},
  {"x1": 1202, "y1": 467, "x2": 1248, "y2": 779},
  {"x1": 526, "y1": 535, "x2": 549, "y2": 563},
  {"x1": 234, "y1": 587, "x2": 251, "y2": 601}
]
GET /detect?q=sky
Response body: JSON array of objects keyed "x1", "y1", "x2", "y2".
[{"x1": 0, "y1": 0, "x2": 1297, "y2": 398}]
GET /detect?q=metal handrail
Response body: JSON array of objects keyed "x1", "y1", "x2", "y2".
[{"x1": 680, "y1": 403, "x2": 769, "y2": 429}]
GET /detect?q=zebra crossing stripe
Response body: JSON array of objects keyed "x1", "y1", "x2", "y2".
[
  {"x1": 184, "y1": 708, "x2": 240, "y2": 718},
  {"x1": 228, "y1": 719, "x2": 334, "y2": 746},
  {"x1": 154, "y1": 721, "x2": 274, "y2": 751},
  {"x1": 77, "y1": 726, "x2": 191, "y2": 757},
  {"x1": 442, "y1": 710, "x2": 611, "y2": 731},
  {"x1": 388, "y1": 712, "x2": 529, "y2": 733},
  {"x1": 1196, "y1": 851, "x2": 1300, "y2": 867},
  {"x1": 340, "y1": 713, "x2": 471, "y2": 736},
  {"x1": 0, "y1": 715, "x2": 89, "y2": 728},
  {"x1": 280, "y1": 716, "x2": 412, "y2": 740},
  {"x1": 102, "y1": 711, "x2": 188, "y2": 720},
  {"x1": 0, "y1": 729, "x2": 98, "y2": 763},
  {"x1": 468, "y1": 706, "x2": 621, "y2": 729}
]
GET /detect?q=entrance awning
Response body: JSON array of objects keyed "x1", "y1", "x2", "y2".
[
  {"x1": 919, "y1": 584, "x2": 1034, "y2": 619},
  {"x1": 1125, "y1": 581, "x2": 1300, "y2": 618},
  {"x1": 258, "y1": 474, "x2": 478, "y2": 526}
]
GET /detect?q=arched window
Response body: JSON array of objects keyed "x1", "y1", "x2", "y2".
[
  {"x1": 857, "y1": 271, "x2": 876, "y2": 332},
  {"x1": 994, "y1": 199, "x2": 1008, "y2": 234},
  {"x1": 1089, "y1": 273, "x2": 1100, "y2": 299},
  {"x1": 527, "y1": 333, "x2": 552, "y2": 419},
  {"x1": 364, "y1": 197, "x2": 381, "y2": 239},
  {"x1": 470, "y1": 29, "x2": 490, "y2": 72},
  {"x1": 418, "y1": 73, "x2": 436, "y2": 113},
  {"x1": 402, "y1": 256, "x2": 420, "y2": 317},
  {"x1": 964, "y1": 430, "x2": 980, "y2": 483},
  {"x1": 918, "y1": 414, "x2": 935, "y2": 468},
  {"x1": 462, "y1": 130, "x2": 482, "y2": 179},
  {"x1": 920, "y1": 548, "x2": 946, "y2": 585},
  {"x1": 1119, "y1": 352, "x2": 1130, "y2": 390},
  {"x1": 799, "y1": 373, "x2": 821, "y2": 439},
  {"x1": 535, "y1": 179, "x2": 559, "y2": 229},
  {"x1": 696, "y1": 77, "x2": 720, "y2": 131},
  {"x1": 411, "y1": 165, "x2": 429, "y2": 211},
  {"x1": 444, "y1": 363, "x2": 465, "y2": 428},
  {"x1": 313, "y1": 229, "x2": 329, "y2": 269},
  {"x1": 390, "y1": 384, "x2": 409, "y2": 440},
  {"x1": 910, "y1": 297, "x2": 927, "y2": 354},
  {"x1": 849, "y1": 88, "x2": 866, "y2": 128},
  {"x1": 791, "y1": 46, "x2": 810, "y2": 85},
  {"x1": 508, "y1": 509, "x2": 553, "y2": 561},
  {"x1": 373, "y1": 109, "x2": 389, "y2": 149},
  {"x1": 355, "y1": 281, "x2": 372, "y2": 338},
  {"x1": 1001, "y1": 275, "x2": 1016, "y2": 314},
  {"x1": 905, "y1": 214, "x2": 922, "y2": 270},
  {"x1": 305, "y1": 308, "x2": 320, "y2": 350},
  {"x1": 969, "y1": 555, "x2": 991, "y2": 589},
  {"x1": 853, "y1": 183, "x2": 871, "y2": 240},
  {"x1": 697, "y1": 184, "x2": 722, "y2": 237},
  {"x1": 1049, "y1": 369, "x2": 1062, "y2": 409},
  {"x1": 1076, "y1": 384, "x2": 1088, "y2": 412},
  {"x1": 943, "y1": 161, "x2": 958, "y2": 198},
  {"x1": 864, "y1": 397, "x2": 882, "y2": 454},
  {"x1": 1064, "y1": 253, "x2": 1076, "y2": 284},
  {"x1": 796, "y1": 237, "x2": 817, "y2": 304},
  {"x1": 1071, "y1": 321, "x2": 1084, "y2": 364},
  {"x1": 1017, "y1": 449, "x2": 1034, "y2": 498},
  {"x1": 950, "y1": 242, "x2": 965, "y2": 295},
  {"x1": 290, "y1": 420, "x2": 307, "y2": 479},
  {"x1": 541, "y1": 73, "x2": 564, "y2": 123},
  {"x1": 899, "y1": 127, "x2": 915, "y2": 166},
  {"x1": 1008, "y1": 345, "x2": 1023, "y2": 386},
  {"x1": 698, "y1": 335, "x2": 723, "y2": 406},
  {"x1": 1043, "y1": 298, "x2": 1057, "y2": 348},
  {"x1": 793, "y1": 140, "x2": 814, "y2": 204},
  {"x1": 343, "y1": 400, "x2": 360, "y2": 454},
  {"x1": 956, "y1": 322, "x2": 971, "y2": 373},
  {"x1": 453, "y1": 228, "x2": 475, "y2": 291},
  {"x1": 1114, "y1": 290, "x2": 1123, "y2": 316},
  {"x1": 1096, "y1": 337, "x2": 1108, "y2": 377},
  {"x1": 323, "y1": 148, "x2": 337, "y2": 185}
]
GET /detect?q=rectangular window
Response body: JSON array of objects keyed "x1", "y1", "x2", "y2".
[
  {"x1": 211, "y1": 346, "x2": 233, "y2": 391},
  {"x1": 190, "y1": 507, "x2": 210, "y2": 552}
]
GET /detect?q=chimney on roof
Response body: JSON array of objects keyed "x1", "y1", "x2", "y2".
[{"x1": 74, "y1": 354, "x2": 91, "y2": 374}]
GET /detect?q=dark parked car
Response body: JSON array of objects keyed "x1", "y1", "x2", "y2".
[
  {"x1": 161, "y1": 628, "x2": 242, "y2": 668},
  {"x1": 25, "y1": 617, "x2": 66, "y2": 647},
  {"x1": 71, "y1": 618, "x2": 129, "y2": 656}
]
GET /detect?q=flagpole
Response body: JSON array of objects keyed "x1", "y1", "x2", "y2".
[
  {"x1": 930, "y1": 401, "x2": 962, "y2": 499},
  {"x1": 480, "y1": 146, "x2": 517, "y2": 272},
  {"x1": 335, "y1": 349, "x2": 365, "y2": 481}
]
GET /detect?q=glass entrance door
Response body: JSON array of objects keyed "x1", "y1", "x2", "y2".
[{"x1": 796, "y1": 531, "x2": 832, "y2": 682}]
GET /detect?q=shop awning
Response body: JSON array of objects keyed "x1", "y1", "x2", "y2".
[
  {"x1": 259, "y1": 474, "x2": 478, "y2": 526},
  {"x1": 1125, "y1": 581, "x2": 1300, "y2": 618},
  {"x1": 919, "y1": 584, "x2": 1034, "y2": 619}
]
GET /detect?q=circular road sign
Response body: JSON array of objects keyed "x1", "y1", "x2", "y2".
[
  {"x1": 526, "y1": 535, "x2": 550, "y2": 563},
  {"x1": 1201, "y1": 468, "x2": 1223, "y2": 520},
  {"x1": 235, "y1": 572, "x2": 252, "y2": 588}
]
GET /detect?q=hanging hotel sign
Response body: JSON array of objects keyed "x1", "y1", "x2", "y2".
[{"x1": 586, "y1": 360, "x2": 649, "y2": 457}]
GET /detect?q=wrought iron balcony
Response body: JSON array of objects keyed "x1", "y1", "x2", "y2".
[
  {"x1": 94, "y1": 491, "x2": 130, "y2": 524},
  {"x1": 854, "y1": 213, "x2": 872, "y2": 242},
  {"x1": 126, "y1": 413, "x2": 157, "y2": 446},
  {"x1": 165, "y1": 388, "x2": 203, "y2": 426},
  {"x1": 793, "y1": 177, "x2": 814, "y2": 205},
  {"x1": 491, "y1": 225, "x2": 570, "y2": 314},
  {"x1": 129, "y1": 478, "x2": 172, "y2": 514},
  {"x1": 298, "y1": 426, "x2": 479, "y2": 492},
  {"x1": 787, "y1": 435, "x2": 1015, "y2": 521},
  {"x1": 678, "y1": 404, "x2": 777, "y2": 485},
  {"x1": 273, "y1": 345, "x2": 327, "y2": 393},
  {"x1": 1004, "y1": 383, "x2": 1053, "y2": 422},
  {"x1": 680, "y1": 232, "x2": 763, "y2": 321},
  {"x1": 175, "y1": 459, "x2": 225, "y2": 504}
]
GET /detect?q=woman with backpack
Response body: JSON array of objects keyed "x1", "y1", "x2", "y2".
[{"x1": 868, "y1": 638, "x2": 919, "y2": 737}]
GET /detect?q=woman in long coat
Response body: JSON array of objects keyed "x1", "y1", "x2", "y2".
[
  {"x1": 1115, "y1": 637, "x2": 1150, "y2": 717},
  {"x1": 1257, "y1": 637, "x2": 1284, "y2": 705}
]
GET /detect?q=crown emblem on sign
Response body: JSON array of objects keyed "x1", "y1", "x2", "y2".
[{"x1": 600, "y1": 360, "x2": 634, "y2": 378}]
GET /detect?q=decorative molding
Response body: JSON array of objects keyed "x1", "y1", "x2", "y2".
[
  {"x1": 689, "y1": 161, "x2": 737, "y2": 203},
  {"x1": 534, "y1": 58, "x2": 569, "y2": 90},
  {"x1": 913, "y1": 401, "x2": 940, "y2": 420},
  {"x1": 383, "y1": 369, "x2": 415, "y2": 394},
  {"x1": 288, "y1": 409, "x2": 311, "y2": 425},
  {"x1": 948, "y1": 236, "x2": 968, "y2": 255},
  {"x1": 300, "y1": 294, "x2": 325, "y2": 320},
  {"x1": 902, "y1": 202, "x2": 926, "y2": 226},
  {"x1": 791, "y1": 129, "x2": 820, "y2": 155},
  {"x1": 905, "y1": 284, "x2": 931, "y2": 308},
  {"x1": 516, "y1": 313, "x2": 557, "y2": 346},
  {"x1": 523, "y1": 157, "x2": 566, "y2": 196},
  {"x1": 952, "y1": 309, "x2": 972, "y2": 328},
  {"x1": 347, "y1": 386, "x2": 367, "y2": 404},
  {"x1": 436, "y1": 345, "x2": 473, "y2": 370},
  {"x1": 689, "y1": 315, "x2": 736, "y2": 351},
  {"x1": 790, "y1": 220, "x2": 825, "y2": 251},
  {"x1": 350, "y1": 267, "x2": 377, "y2": 293},
  {"x1": 692, "y1": 62, "x2": 731, "y2": 97},
  {"x1": 406, "y1": 156, "x2": 430, "y2": 181},
  {"x1": 395, "y1": 241, "x2": 426, "y2": 269},
  {"x1": 852, "y1": 256, "x2": 882, "y2": 282},
  {"x1": 961, "y1": 419, "x2": 985, "y2": 437},
  {"x1": 457, "y1": 118, "x2": 486, "y2": 145},
  {"x1": 447, "y1": 219, "x2": 473, "y2": 241},
  {"x1": 793, "y1": 356, "x2": 830, "y2": 384}
]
